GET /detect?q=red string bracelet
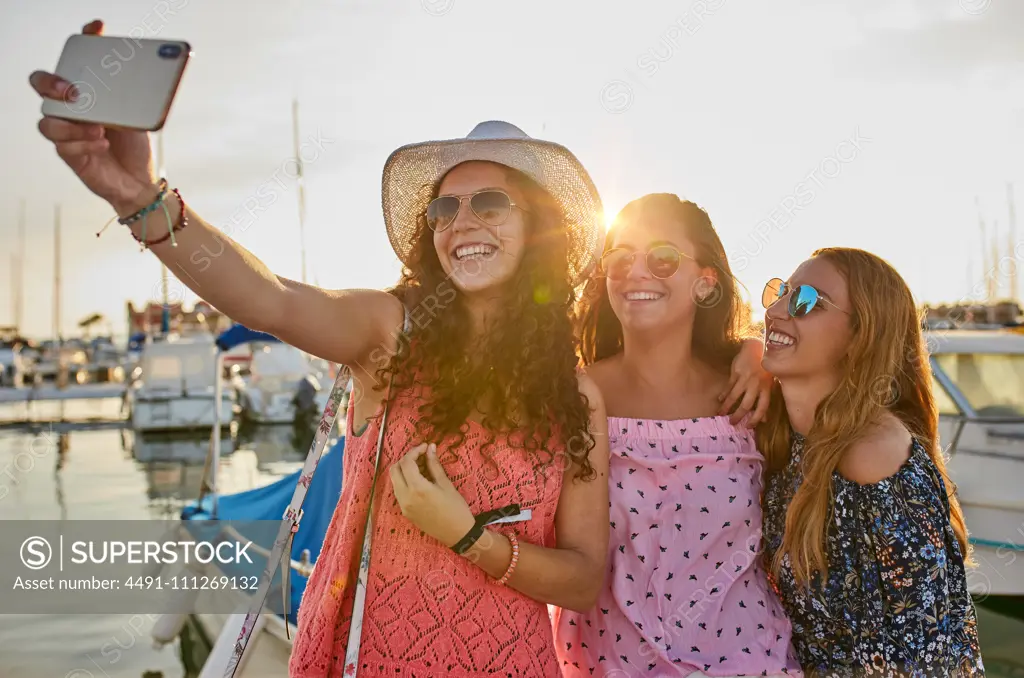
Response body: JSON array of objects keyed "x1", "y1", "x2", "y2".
[{"x1": 130, "y1": 187, "x2": 188, "y2": 250}]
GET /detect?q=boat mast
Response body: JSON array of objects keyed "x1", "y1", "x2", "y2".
[
  {"x1": 1009, "y1": 182, "x2": 1018, "y2": 304},
  {"x1": 8, "y1": 251, "x2": 14, "y2": 330},
  {"x1": 975, "y1": 196, "x2": 991, "y2": 302},
  {"x1": 54, "y1": 203, "x2": 69, "y2": 403},
  {"x1": 14, "y1": 199, "x2": 25, "y2": 333},
  {"x1": 157, "y1": 132, "x2": 171, "y2": 336},
  {"x1": 966, "y1": 261, "x2": 973, "y2": 302},
  {"x1": 293, "y1": 98, "x2": 308, "y2": 285},
  {"x1": 54, "y1": 204, "x2": 61, "y2": 345}
]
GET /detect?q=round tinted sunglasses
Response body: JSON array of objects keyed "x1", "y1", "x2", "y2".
[
  {"x1": 600, "y1": 245, "x2": 694, "y2": 281},
  {"x1": 762, "y1": 277, "x2": 849, "y2": 317},
  {"x1": 426, "y1": 189, "x2": 527, "y2": 232}
]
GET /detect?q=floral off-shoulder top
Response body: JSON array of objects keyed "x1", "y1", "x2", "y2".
[{"x1": 762, "y1": 433, "x2": 985, "y2": 677}]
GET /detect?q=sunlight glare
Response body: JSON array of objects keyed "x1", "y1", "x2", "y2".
[{"x1": 603, "y1": 205, "x2": 622, "y2": 231}]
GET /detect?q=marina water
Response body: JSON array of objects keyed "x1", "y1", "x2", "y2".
[{"x1": 0, "y1": 397, "x2": 310, "y2": 678}]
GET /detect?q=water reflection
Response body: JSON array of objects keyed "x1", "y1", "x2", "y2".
[
  {"x1": 0, "y1": 412, "x2": 322, "y2": 676},
  {"x1": 126, "y1": 429, "x2": 237, "y2": 464},
  {"x1": 119, "y1": 417, "x2": 320, "y2": 519},
  {"x1": 0, "y1": 396, "x2": 124, "y2": 427},
  {"x1": 236, "y1": 413, "x2": 317, "y2": 462},
  {"x1": 121, "y1": 429, "x2": 233, "y2": 520}
]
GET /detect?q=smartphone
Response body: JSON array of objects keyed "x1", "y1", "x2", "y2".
[{"x1": 41, "y1": 34, "x2": 191, "y2": 131}]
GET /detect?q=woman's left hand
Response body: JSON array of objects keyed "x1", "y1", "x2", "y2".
[
  {"x1": 719, "y1": 338, "x2": 773, "y2": 427},
  {"x1": 389, "y1": 443, "x2": 476, "y2": 548}
]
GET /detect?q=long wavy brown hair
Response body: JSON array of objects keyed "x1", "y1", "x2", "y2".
[
  {"x1": 577, "y1": 193, "x2": 752, "y2": 369},
  {"x1": 371, "y1": 164, "x2": 597, "y2": 481},
  {"x1": 758, "y1": 247, "x2": 972, "y2": 585}
]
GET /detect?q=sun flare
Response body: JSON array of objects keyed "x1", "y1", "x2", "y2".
[{"x1": 603, "y1": 206, "x2": 621, "y2": 231}]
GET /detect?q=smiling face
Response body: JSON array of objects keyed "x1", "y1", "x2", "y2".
[
  {"x1": 577, "y1": 194, "x2": 747, "y2": 367},
  {"x1": 431, "y1": 161, "x2": 527, "y2": 295},
  {"x1": 762, "y1": 256, "x2": 854, "y2": 380},
  {"x1": 605, "y1": 216, "x2": 715, "y2": 334}
]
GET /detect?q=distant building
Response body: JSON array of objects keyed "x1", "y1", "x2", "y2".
[
  {"x1": 922, "y1": 300, "x2": 1022, "y2": 329},
  {"x1": 126, "y1": 300, "x2": 233, "y2": 336}
]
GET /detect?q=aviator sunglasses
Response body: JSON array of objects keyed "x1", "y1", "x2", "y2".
[
  {"x1": 426, "y1": 189, "x2": 528, "y2": 232},
  {"x1": 600, "y1": 245, "x2": 695, "y2": 281},
  {"x1": 762, "y1": 277, "x2": 849, "y2": 317}
]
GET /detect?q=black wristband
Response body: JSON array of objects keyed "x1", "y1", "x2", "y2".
[
  {"x1": 450, "y1": 504, "x2": 521, "y2": 555},
  {"x1": 450, "y1": 523, "x2": 486, "y2": 555}
]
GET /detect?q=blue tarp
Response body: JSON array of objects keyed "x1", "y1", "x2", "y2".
[
  {"x1": 215, "y1": 323, "x2": 281, "y2": 352},
  {"x1": 127, "y1": 332, "x2": 147, "y2": 351},
  {"x1": 181, "y1": 436, "x2": 344, "y2": 623}
]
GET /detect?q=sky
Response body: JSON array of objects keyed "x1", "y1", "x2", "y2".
[{"x1": 2, "y1": 0, "x2": 1023, "y2": 340}]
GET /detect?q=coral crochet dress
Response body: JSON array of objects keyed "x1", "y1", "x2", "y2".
[{"x1": 289, "y1": 382, "x2": 565, "y2": 677}]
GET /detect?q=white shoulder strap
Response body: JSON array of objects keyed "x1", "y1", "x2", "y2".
[
  {"x1": 341, "y1": 306, "x2": 407, "y2": 675},
  {"x1": 223, "y1": 305, "x2": 408, "y2": 677},
  {"x1": 223, "y1": 364, "x2": 355, "y2": 677}
]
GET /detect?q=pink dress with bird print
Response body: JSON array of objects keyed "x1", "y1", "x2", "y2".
[{"x1": 553, "y1": 416, "x2": 801, "y2": 677}]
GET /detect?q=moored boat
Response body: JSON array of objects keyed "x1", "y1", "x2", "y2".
[
  {"x1": 926, "y1": 329, "x2": 1024, "y2": 597},
  {"x1": 127, "y1": 334, "x2": 235, "y2": 432}
]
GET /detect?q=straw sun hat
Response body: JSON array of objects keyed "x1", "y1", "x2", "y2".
[{"x1": 381, "y1": 120, "x2": 605, "y2": 286}]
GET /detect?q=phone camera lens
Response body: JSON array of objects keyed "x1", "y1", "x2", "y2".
[{"x1": 158, "y1": 44, "x2": 183, "y2": 59}]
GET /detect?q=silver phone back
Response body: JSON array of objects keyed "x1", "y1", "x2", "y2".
[{"x1": 41, "y1": 34, "x2": 191, "y2": 131}]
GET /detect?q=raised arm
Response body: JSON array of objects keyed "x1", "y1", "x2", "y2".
[{"x1": 30, "y1": 20, "x2": 403, "y2": 368}]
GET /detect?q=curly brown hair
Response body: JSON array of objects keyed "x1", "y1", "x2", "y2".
[
  {"x1": 577, "y1": 193, "x2": 752, "y2": 369},
  {"x1": 370, "y1": 165, "x2": 597, "y2": 482}
]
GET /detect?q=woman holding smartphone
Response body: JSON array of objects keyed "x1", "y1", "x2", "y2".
[
  {"x1": 32, "y1": 21, "x2": 614, "y2": 677},
  {"x1": 758, "y1": 248, "x2": 984, "y2": 676},
  {"x1": 556, "y1": 193, "x2": 801, "y2": 677}
]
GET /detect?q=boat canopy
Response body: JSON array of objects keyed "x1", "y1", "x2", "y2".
[
  {"x1": 926, "y1": 330, "x2": 1024, "y2": 420},
  {"x1": 215, "y1": 324, "x2": 281, "y2": 352},
  {"x1": 181, "y1": 437, "x2": 345, "y2": 623}
]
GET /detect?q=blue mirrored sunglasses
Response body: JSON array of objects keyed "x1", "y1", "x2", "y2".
[{"x1": 761, "y1": 277, "x2": 849, "y2": 317}]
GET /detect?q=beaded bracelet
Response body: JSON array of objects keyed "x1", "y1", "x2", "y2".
[
  {"x1": 117, "y1": 178, "x2": 169, "y2": 226},
  {"x1": 495, "y1": 531, "x2": 519, "y2": 586},
  {"x1": 131, "y1": 187, "x2": 188, "y2": 250},
  {"x1": 96, "y1": 178, "x2": 177, "y2": 244}
]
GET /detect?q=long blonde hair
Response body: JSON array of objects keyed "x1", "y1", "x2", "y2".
[{"x1": 757, "y1": 247, "x2": 972, "y2": 584}]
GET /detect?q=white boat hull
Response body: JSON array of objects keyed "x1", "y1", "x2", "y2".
[
  {"x1": 940, "y1": 417, "x2": 1024, "y2": 596},
  {"x1": 963, "y1": 535, "x2": 1024, "y2": 599},
  {"x1": 241, "y1": 387, "x2": 296, "y2": 424},
  {"x1": 194, "y1": 609, "x2": 293, "y2": 677},
  {"x1": 151, "y1": 526, "x2": 298, "y2": 676},
  {"x1": 131, "y1": 394, "x2": 233, "y2": 432}
]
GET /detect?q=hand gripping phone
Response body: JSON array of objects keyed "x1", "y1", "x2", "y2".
[{"x1": 41, "y1": 34, "x2": 191, "y2": 131}]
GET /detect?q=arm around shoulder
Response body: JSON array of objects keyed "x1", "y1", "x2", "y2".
[
  {"x1": 568, "y1": 369, "x2": 610, "y2": 483},
  {"x1": 576, "y1": 370, "x2": 608, "y2": 432}
]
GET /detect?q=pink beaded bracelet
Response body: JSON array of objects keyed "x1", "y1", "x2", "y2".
[{"x1": 495, "y1": 532, "x2": 519, "y2": 586}]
